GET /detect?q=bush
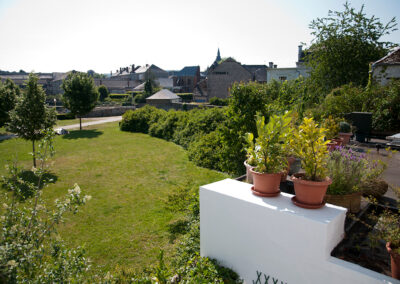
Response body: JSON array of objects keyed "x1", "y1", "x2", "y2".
[
  {"x1": 177, "y1": 93, "x2": 193, "y2": 102},
  {"x1": 98, "y1": 85, "x2": 109, "y2": 101},
  {"x1": 56, "y1": 112, "x2": 75, "y2": 120},
  {"x1": 188, "y1": 130, "x2": 225, "y2": 172},
  {"x1": 208, "y1": 96, "x2": 229, "y2": 106},
  {"x1": 109, "y1": 93, "x2": 130, "y2": 100},
  {"x1": 149, "y1": 110, "x2": 188, "y2": 141},
  {"x1": 172, "y1": 107, "x2": 227, "y2": 149},
  {"x1": 120, "y1": 105, "x2": 165, "y2": 133}
]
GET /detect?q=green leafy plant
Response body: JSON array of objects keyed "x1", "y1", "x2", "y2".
[
  {"x1": 322, "y1": 115, "x2": 339, "y2": 140},
  {"x1": 292, "y1": 117, "x2": 330, "y2": 181},
  {"x1": 339, "y1": 121, "x2": 351, "y2": 133},
  {"x1": 246, "y1": 112, "x2": 292, "y2": 173}
]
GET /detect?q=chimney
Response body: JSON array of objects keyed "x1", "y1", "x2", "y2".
[
  {"x1": 298, "y1": 45, "x2": 303, "y2": 62},
  {"x1": 131, "y1": 64, "x2": 135, "y2": 72},
  {"x1": 274, "y1": 65, "x2": 277, "y2": 68},
  {"x1": 269, "y1": 62, "x2": 273, "y2": 68},
  {"x1": 111, "y1": 71, "x2": 112, "y2": 76}
]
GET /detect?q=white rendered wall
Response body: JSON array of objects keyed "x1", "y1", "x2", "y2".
[{"x1": 200, "y1": 179, "x2": 400, "y2": 284}]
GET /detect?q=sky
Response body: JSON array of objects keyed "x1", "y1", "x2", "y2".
[{"x1": 0, "y1": 0, "x2": 399, "y2": 74}]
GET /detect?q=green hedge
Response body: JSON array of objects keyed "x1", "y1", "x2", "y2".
[
  {"x1": 177, "y1": 93, "x2": 193, "y2": 102},
  {"x1": 57, "y1": 112, "x2": 75, "y2": 120},
  {"x1": 109, "y1": 93, "x2": 130, "y2": 99}
]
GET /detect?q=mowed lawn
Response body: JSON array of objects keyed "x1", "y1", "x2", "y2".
[{"x1": 0, "y1": 122, "x2": 228, "y2": 272}]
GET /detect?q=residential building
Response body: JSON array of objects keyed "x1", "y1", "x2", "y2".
[
  {"x1": 173, "y1": 66, "x2": 200, "y2": 93},
  {"x1": 372, "y1": 47, "x2": 400, "y2": 85}
]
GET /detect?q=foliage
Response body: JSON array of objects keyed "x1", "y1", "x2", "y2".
[
  {"x1": 208, "y1": 96, "x2": 229, "y2": 106},
  {"x1": 56, "y1": 112, "x2": 75, "y2": 120},
  {"x1": 109, "y1": 93, "x2": 130, "y2": 100},
  {"x1": 321, "y1": 115, "x2": 340, "y2": 140},
  {"x1": 0, "y1": 79, "x2": 20, "y2": 127},
  {"x1": 120, "y1": 106, "x2": 165, "y2": 133},
  {"x1": 187, "y1": 130, "x2": 225, "y2": 172},
  {"x1": 0, "y1": 132, "x2": 91, "y2": 283},
  {"x1": 98, "y1": 85, "x2": 109, "y2": 101},
  {"x1": 7, "y1": 73, "x2": 56, "y2": 167},
  {"x1": 173, "y1": 107, "x2": 226, "y2": 149},
  {"x1": 61, "y1": 71, "x2": 99, "y2": 130},
  {"x1": 246, "y1": 112, "x2": 292, "y2": 173},
  {"x1": 220, "y1": 82, "x2": 272, "y2": 175},
  {"x1": 307, "y1": 2, "x2": 397, "y2": 92},
  {"x1": 148, "y1": 110, "x2": 188, "y2": 141},
  {"x1": 291, "y1": 117, "x2": 330, "y2": 181},
  {"x1": 177, "y1": 93, "x2": 193, "y2": 102},
  {"x1": 144, "y1": 80, "x2": 153, "y2": 96},
  {"x1": 327, "y1": 147, "x2": 366, "y2": 195},
  {"x1": 339, "y1": 121, "x2": 351, "y2": 133}
]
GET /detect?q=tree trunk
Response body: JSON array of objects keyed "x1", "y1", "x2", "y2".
[
  {"x1": 79, "y1": 117, "x2": 82, "y2": 130},
  {"x1": 32, "y1": 140, "x2": 36, "y2": 168}
]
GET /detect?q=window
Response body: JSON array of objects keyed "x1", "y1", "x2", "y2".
[
  {"x1": 279, "y1": 76, "x2": 287, "y2": 81},
  {"x1": 214, "y1": 71, "x2": 228, "y2": 75}
]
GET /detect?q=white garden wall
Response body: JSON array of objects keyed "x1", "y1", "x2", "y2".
[{"x1": 200, "y1": 179, "x2": 400, "y2": 284}]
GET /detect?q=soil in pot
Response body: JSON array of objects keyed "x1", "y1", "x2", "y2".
[
  {"x1": 250, "y1": 168, "x2": 281, "y2": 197},
  {"x1": 291, "y1": 174, "x2": 332, "y2": 209}
]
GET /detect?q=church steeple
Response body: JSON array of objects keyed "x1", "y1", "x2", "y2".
[{"x1": 216, "y1": 48, "x2": 221, "y2": 62}]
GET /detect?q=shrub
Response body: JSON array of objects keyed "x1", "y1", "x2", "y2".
[
  {"x1": 177, "y1": 93, "x2": 193, "y2": 102},
  {"x1": 56, "y1": 112, "x2": 75, "y2": 120},
  {"x1": 188, "y1": 130, "x2": 225, "y2": 172},
  {"x1": 173, "y1": 107, "x2": 227, "y2": 149},
  {"x1": 149, "y1": 110, "x2": 188, "y2": 141},
  {"x1": 208, "y1": 96, "x2": 229, "y2": 106},
  {"x1": 98, "y1": 85, "x2": 109, "y2": 101},
  {"x1": 119, "y1": 105, "x2": 165, "y2": 133},
  {"x1": 109, "y1": 93, "x2": 130, "y2": 100}
]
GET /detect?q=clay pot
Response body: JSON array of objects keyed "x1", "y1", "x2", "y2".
[
  {"x1": 244, "y1": 161, "x2": 254, "y2": 184},
  {"x1": 332, "y1": 137, "x2": 344, "y2": 146},
  {"x1": 386, "y1": 242, "x2": 400, "y2": 280},
  {"x1": 291, "y1": 174, "x2": 332, "y2": 208},
  {"x1": 250, "y1": 168, "x2": 281, "y2": 197},
  {"x1": 325, "y1": 192, "x2": 362, "y2": 213},
  {"x1": 338, "y1": 132, "x2": 352, "y2": 146}
]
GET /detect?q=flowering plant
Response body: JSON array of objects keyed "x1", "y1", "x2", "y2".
[{"x1": 327, "y1": 147, "x2": 366, "y2": 195}]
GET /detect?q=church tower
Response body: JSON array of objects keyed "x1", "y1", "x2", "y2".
[{"x1": 216, "y1": 48, "x2": 221, "y2": 62}]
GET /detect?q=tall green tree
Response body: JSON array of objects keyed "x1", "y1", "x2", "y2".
[
  {"x1": 7, "y1": 73, "x2": 56, "y2": 167},
  {"x1": 61, "y1": 72, "x2": 99, "y2": 130},
  {"x1": 306, "y1": 2, "x2": 397, "y2": 92},
  {"x1": 0, "y1": 79, "x2": 20, "y2": 127}
]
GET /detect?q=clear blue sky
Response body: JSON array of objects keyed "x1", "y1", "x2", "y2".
[{"x1": 0, "y1": 0, "x2": 399, "y2": 73}]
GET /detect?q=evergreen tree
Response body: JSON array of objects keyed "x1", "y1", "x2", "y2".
[
  {"x1": 61, "y1": 72, "x2": 99, "y2": 130},
  {"x1": 0, "y1": 79, "x2": 20, "y2": 127},
  {"x1": 98, "y1": 85, "x2": 109, "y2": 101},
  {"x1": 7, "y1": 73, "x2": 56, "y2": 167}
]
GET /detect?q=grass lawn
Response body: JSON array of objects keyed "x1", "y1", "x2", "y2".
[{"x1": 0, "y1": 122, "x2": 228, "y2": 273}]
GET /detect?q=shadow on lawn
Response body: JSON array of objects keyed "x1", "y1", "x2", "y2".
[{"x1": 62, "y1": 129, "x2": 103, "y2": 140}]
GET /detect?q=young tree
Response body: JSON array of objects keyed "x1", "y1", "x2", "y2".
[
  {"x1": 306, "y1": 2, "x2": 397, "y2": 92},
  {"x1": 0, "y1": 79, "x2": 20, "y2": 127},
  {"x1": 61, "y1": 72, "x2": 99, "y2": 130},
  {"x1": 7, "y1": 73, "x2": 56, "y2": 167},
  {"x1": 97, "y1": 84, "x2": 109, "y2": 101}
]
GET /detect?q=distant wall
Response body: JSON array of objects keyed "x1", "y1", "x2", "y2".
[
  {"x1": 83, "y1": 106, "x2": 135, "y2": 118},
  {"x1": 372, "y1": 65, "x2": 400, "y2": 86}
]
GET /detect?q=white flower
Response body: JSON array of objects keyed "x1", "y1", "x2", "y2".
[
  {"x1": 73, "y1": 184, "x2": 81, "y2": 194},
  {"x1": 84, "y1": 195, "x2": 92, "y2": 201},
  {"x1": 7, "y1": 260, "x2": 17, "y2": 268}
]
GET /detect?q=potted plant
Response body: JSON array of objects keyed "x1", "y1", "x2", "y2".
[
  {"x1": 323, "y1": 116, "x2": 342, "y2": 151},
  {"x1": 290, "y1": 117, "x2": 332, "y2": 209},
  {"x1": 246, "y1": 112, "x2": 292, "y2": 197},
  {"x1": 325, "y1": 147, "x2": 365, "y2": 213},
  {"x1": 244, "y1": 132, "x2": 257, "y2": 184},
  {"x1": 338, "y1": 121, "x2": 353, "y2": 146}
]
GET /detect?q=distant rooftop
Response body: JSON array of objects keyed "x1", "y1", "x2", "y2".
[
  {"x1": 373, "y1": 47, "x2": 400, "y2": 66},
  {"x1": 147, "y1": 89, "x2": 180, "y2": 100},
  {"x1": 176, "y1": 66, "x2": 199, "y2": 77}
]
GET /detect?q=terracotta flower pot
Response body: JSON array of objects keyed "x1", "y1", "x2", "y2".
[
  {"x1": 291, "y1": 174, "x2": 332, "y2": 209},
  {"x1": 332, "y1": 137, "x2": 344, "y2": 146},
  {"x1": 244, "y1": 161, "x2": 254, "y2": 184},
  {"x1": 386, "y1": 242, "x2": 400, "y2": 280},
  {"x1": 250, "y1": 168, "x2": 281, "y2": 197},
  {"x1": 338, "y1": 132, "x2": 352, "y2": 146},
  {"x1": 325, "y1": 192, "x2": 362, "y2": 213}
]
